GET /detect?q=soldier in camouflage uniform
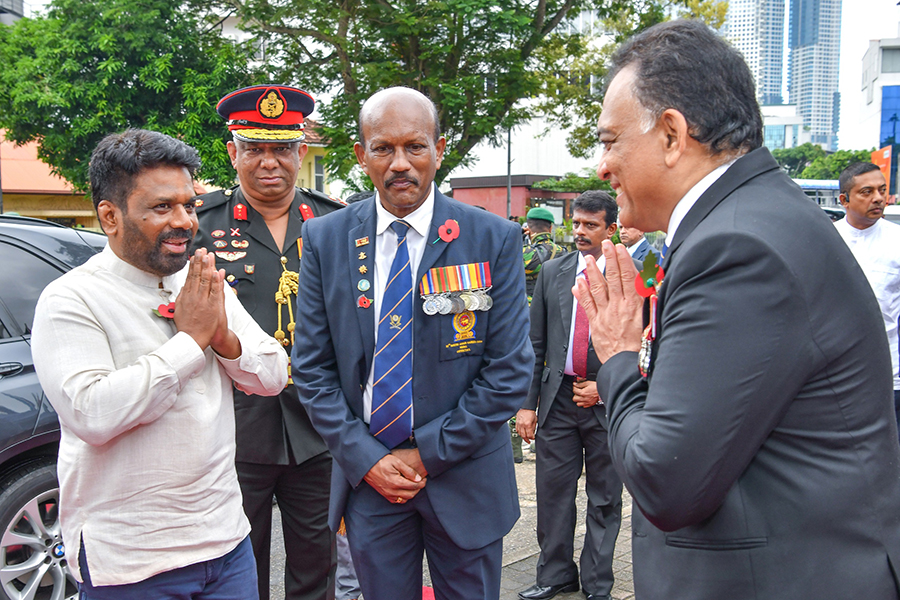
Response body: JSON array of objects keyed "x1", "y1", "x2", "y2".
[{"x1": 523, "y1": 207, "x2": 567, "y2": 305}]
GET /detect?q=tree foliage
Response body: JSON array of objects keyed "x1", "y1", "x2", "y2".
[
  {"x1": 0, "y1": 0, "x2": 257, "y2": 192},
  {"x1": 204, "y1": 0, "x2": 723, "y2": 187},
  {"x1": 531, "y1": 169, "x2": 613, "y2": 192},
  {"x1": 800, "y1": 148, "x2": 876, "y2": 180},
  {"x1": 770, "y1": 142, "x2": 826, "y2": 178}
]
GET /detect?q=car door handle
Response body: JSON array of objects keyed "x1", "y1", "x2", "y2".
[{"x1": 0, "y1": 362, "x2": 24, "y2": 377}]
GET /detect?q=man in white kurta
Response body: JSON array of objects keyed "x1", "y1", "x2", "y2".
[
  {"x1": 835, "y1": 161, "x2": 900, "y2": 439},
  {"x1": 31, "y1": 129, "x2": 287, "y2": 598}
]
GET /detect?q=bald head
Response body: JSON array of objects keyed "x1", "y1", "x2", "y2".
[{"x1": 358, "y1": 87, "x2": 441, "y2": 147}]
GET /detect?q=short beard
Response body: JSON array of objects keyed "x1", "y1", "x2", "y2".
[{"x1": 122, "y1": 219, "x2": 194, "y2": 277}]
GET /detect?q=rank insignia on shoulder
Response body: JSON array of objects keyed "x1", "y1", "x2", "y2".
[
  {"x1": 299, "y1": 204, "x2": 315, "y2": 220},
  {"x1": 194, "y1": 198, "x2": 204, "y2": 207},
  {"x1": 211, "y1": 230, "x2": 226, "y2": 238},
  {"x1": 213, "y1": 240, "x2": 227, "y2": 249},
  {"x1": 234, "y1": 204, "x2": 248, "y2": 221},
  {"x1": 244, "y1": 264, "x2": 255, "y2": 274},
  {"x1": 224, "y1": 189, "x2": 233, "y2": 196},
  {"x1": 215, "y1": 251, "x2": 247, "y2": 262}
]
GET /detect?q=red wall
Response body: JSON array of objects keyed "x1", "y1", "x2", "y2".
[{"x1": 453, "y1": 187, "x2": 577, "y2": 219}]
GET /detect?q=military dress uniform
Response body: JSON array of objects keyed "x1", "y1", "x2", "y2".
[{"x1": 195, "y1": 184, "x2": 344, "y2": 600}]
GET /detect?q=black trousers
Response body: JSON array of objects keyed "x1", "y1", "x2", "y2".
[
  {"x1": 534, "y1": 378, "x2": 623, "y2": 596},
  {"x1": 237, "y1": 452, "x2": 334, "y2": 600}
]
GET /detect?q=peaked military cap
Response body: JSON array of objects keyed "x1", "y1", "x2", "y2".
[{"x1": 216, "y1": 85, "x2": 315, "y2": 143}]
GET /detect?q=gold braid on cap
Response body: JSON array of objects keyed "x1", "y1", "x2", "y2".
[{"x1": 275, "y1": 256, "x2": 299, "y2": 347}]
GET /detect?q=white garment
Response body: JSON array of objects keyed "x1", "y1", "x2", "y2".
[
  {"x1": 565, "y1": 252, "x2": 606, "y2": 376},
  {"x1": 362, "y1": 188, "x2": 435, "y2": 421},
  {"x1": 665, "y1": 159, "x2": 736, "y2": 245},
  {"x1": 31, "y1": 246, "x2": 287, "y2": 586},
  {"x1": 834, "y1": 217, "x2": 900, "y2": 389}
]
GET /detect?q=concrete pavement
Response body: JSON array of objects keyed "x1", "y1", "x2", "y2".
[{"x1": 268, "y1": 448, "x2": 636, "y2": 599}]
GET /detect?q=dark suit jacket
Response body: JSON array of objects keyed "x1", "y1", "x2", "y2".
[
  {"x1": 629, "y1": 238, "x2": 659, "y2": 264},
  {"x1": 196, "y1": 187, "x2": 342, "y2": 465},
  {"x1": 525, "y1": 251, "x2": 637, "y2": 427},
  {"x1": 598, "y1": 148, "x2": 900, "y2": 599},
  {"x1": 291, "y1": 188, "x2": 534, "y2": 550}
]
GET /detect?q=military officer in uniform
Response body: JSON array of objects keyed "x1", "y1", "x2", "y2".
[
  {"x1": 194, "y1": 84, "x2": 344, "y2": 600},
  {"x1": 523, "y1": 207, "x2": 567, "y2": 305}
]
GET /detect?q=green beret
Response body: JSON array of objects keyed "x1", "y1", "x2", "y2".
[{"x1": 526, "y1": 207, "x2": 555, "y2": 223}]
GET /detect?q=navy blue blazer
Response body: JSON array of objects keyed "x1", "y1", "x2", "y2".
[
  {"x1": 630, "y1": 238, "x2": 660, "y2": 263},
  {"x1": 291, "y1": 188, "x2": 534, "y2": 550}
]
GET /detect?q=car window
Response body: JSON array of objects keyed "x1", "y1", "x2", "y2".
[{"x1": 0, "y1": 242, "x2": 67, "y2": 335}]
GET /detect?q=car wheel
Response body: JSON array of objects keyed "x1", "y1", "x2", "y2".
[{"x1": 0, "y1": 459, "x2": 77, "y2": 600}]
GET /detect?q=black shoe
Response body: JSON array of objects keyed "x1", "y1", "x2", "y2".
[
  {"x1": 584, "y1": 595, "x2": 611, "y2": 600},
  {"x1": 518, "y1": 581, "x2": 579, "y2": 600}
]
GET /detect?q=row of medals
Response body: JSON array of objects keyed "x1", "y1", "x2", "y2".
[{"x1": 422, "y1": 289, "x2": 493, "y2": 315}]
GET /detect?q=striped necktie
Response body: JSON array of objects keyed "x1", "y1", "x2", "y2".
[{"x1": 370, "y1": 220, "x2": 414, "y2": 449}]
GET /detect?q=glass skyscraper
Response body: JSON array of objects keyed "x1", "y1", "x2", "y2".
[
  {"x1": 726, "y1": 0, "x2": 786, "y2": 105},
  {"x1": 788, "y1": 0, "x2": 842, "y2": 150}
]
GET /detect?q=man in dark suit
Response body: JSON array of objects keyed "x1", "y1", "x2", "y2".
[
  {"x1": 291, "y1": 87, "x2": 533, "y2": 600},
  {"x1": 618, "y1": 226, "x2": 659, "y2": 263},
  {"x1": 194, "y1": 85, "x2": 344, "y2": 600},
  {"x1": 516, "y1": 191, "x2": 624, "y2": 600},
  {"x1": 574, "y1": 20, "x2": 900, "y2": 599}
]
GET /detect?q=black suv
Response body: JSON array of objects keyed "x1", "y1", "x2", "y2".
[{"x1": 0, "y1": 215, "x2": 106, "y2": 600}]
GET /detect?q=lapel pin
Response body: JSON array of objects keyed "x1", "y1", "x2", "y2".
[{"x1": 355, "y1": 236, "x2": 370, "y2": 247}]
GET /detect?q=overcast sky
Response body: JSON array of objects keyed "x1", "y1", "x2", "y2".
[{"x1": 838, "y1": 0, "x2": 900, "y2": 149}]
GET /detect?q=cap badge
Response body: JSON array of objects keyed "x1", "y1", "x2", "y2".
[{"x1": 259, "y1": 90, "x2": 286, "y2": 119}]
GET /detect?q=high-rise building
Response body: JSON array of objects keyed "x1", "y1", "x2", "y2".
[
  {"x1": 788, "y1": 0, "x2": 842, "y2": 151},
  {"x1": 725, "y1": 0, "x2": 786, "y2": 105}
]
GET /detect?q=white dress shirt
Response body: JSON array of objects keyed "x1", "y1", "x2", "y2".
[
  {"x1": 834, "y1": 217, "x2": 900, "y2": 389},
  {"x1": 31, "y1": 246, "x2": 287, "y2": 586},
  {"x1": 362, "y1": 188, "x2": 435, "y2": 421},
  {"x1": 565, "y1": 252, "x2": 606, "y2": 376},
  {"x1": 665, "y1": 160, "x2": 736, "y2": 246}
]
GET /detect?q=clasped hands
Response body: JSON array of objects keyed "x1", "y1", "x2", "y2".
[
  {"x1": 365, "y1": 449, "x2": 427, "y2": 504},
  {"x1": 174, "y1": 248, "x2": 241, "y2": 359},
  {"x1": 572, "y1": 240, "x2": 644, "y2": 365}
]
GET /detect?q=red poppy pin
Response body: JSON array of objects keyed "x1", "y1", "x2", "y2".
[
  {"x1": 437, "y1": 219, "x2": 460, "y2": 243},
  {"x1": 634, "y1": 253, "x2": 665, "y2": 298},
  {"x1": 153, "y1": 302, "x2": 176, "y2": 319}
]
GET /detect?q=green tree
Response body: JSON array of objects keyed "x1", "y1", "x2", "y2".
[
  {"x1": 534, "y1": 0, "x2": 727, "y2": 159},
  {"x1": 531, "y1": 169, "x2": 613, "y2": 193},
  {"x1": 0, "y1": 0, "x2": 257, "y2": 192},
  {"x1": 800, "y1": 149, "x2": 876, "y2": 180},
  {"x1": 206, "y1": 0, "x2": 718, "y2": 187},
  {"x1": 770, "y1": 142, "x2": 826, "y2": 178}
]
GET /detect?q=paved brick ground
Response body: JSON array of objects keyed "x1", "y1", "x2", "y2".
[{"x1": 269, "y1": 448, "x2": 636, "y2": 599}]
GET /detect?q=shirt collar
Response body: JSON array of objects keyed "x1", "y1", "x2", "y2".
[
  {"x1": 665, "y1": 159, "x2": 735, "y2": 245},
  {"x1": 576, "y1": 250, "x2": 606, "y2": 276},
  {"x1": 375, "y1": 185, "x2": 435, "y2": 238},
  {"x1": 100, "y1": 245, "x2": 183, "y2": 289}
]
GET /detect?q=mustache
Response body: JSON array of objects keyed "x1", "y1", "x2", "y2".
[
  {"x1": 158, "y1": 228, "x2": 194, "y2": 246},
  {"x1": 386, "y1": 174, "x2": 418, "y2": 187},
  {"x1": 574, "y1": 236, "x2": 591, "y2": 245}
]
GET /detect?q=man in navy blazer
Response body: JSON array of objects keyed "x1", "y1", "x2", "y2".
[
  {"x1": 618, "y1": 226, "x2": 659, "y2": 263},
  {"x1": 577, "y1": 20, "x2": 900, "y2": 599},
  {"x1": 292, "y1": 87, "x2": 533, "y2": 600}
]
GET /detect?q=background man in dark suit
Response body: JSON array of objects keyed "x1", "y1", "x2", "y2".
[
  {"x1": 618, "y1": 226, "x2": 658, "y2": 263},
  {"x1": 194, "y1": 85, "x2": 343, "y2": 600},
  {"x1": 292, "y1": 87, "x2": 533, "y2": 600},
  {"x1": 574, "y1": 20, "x2": 900, "y2": 599},
  {"x1": 516, "y1": 191, "x2": 624, "y2": 600}
]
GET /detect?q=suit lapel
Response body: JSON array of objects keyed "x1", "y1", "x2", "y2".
[
  {"x1": 416, "y1": 187, "x2": 454, "y2": 284},
  {"x1": 350, "y1": 200, "x2": 377, "y2": 372},
  {"x1": 234, "y1": 188, "x2": 282, "y2": 256},
  {"x1": 557, "y1": 252, "x2": 579, "y2": 337},
  {"x1": 662, "y1": 147, "x2": 780, "y2": 271}
]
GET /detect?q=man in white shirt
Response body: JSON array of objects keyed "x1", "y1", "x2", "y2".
[
  {"x1": 31, "y1": 129, "x2": 288, "y2": 599},
  {"x1": 516, "y1": 191, "x2": 624, "y2": 600},
  {"x1": 835, "y1": 161, "x2": 900, "y2": 439}
]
